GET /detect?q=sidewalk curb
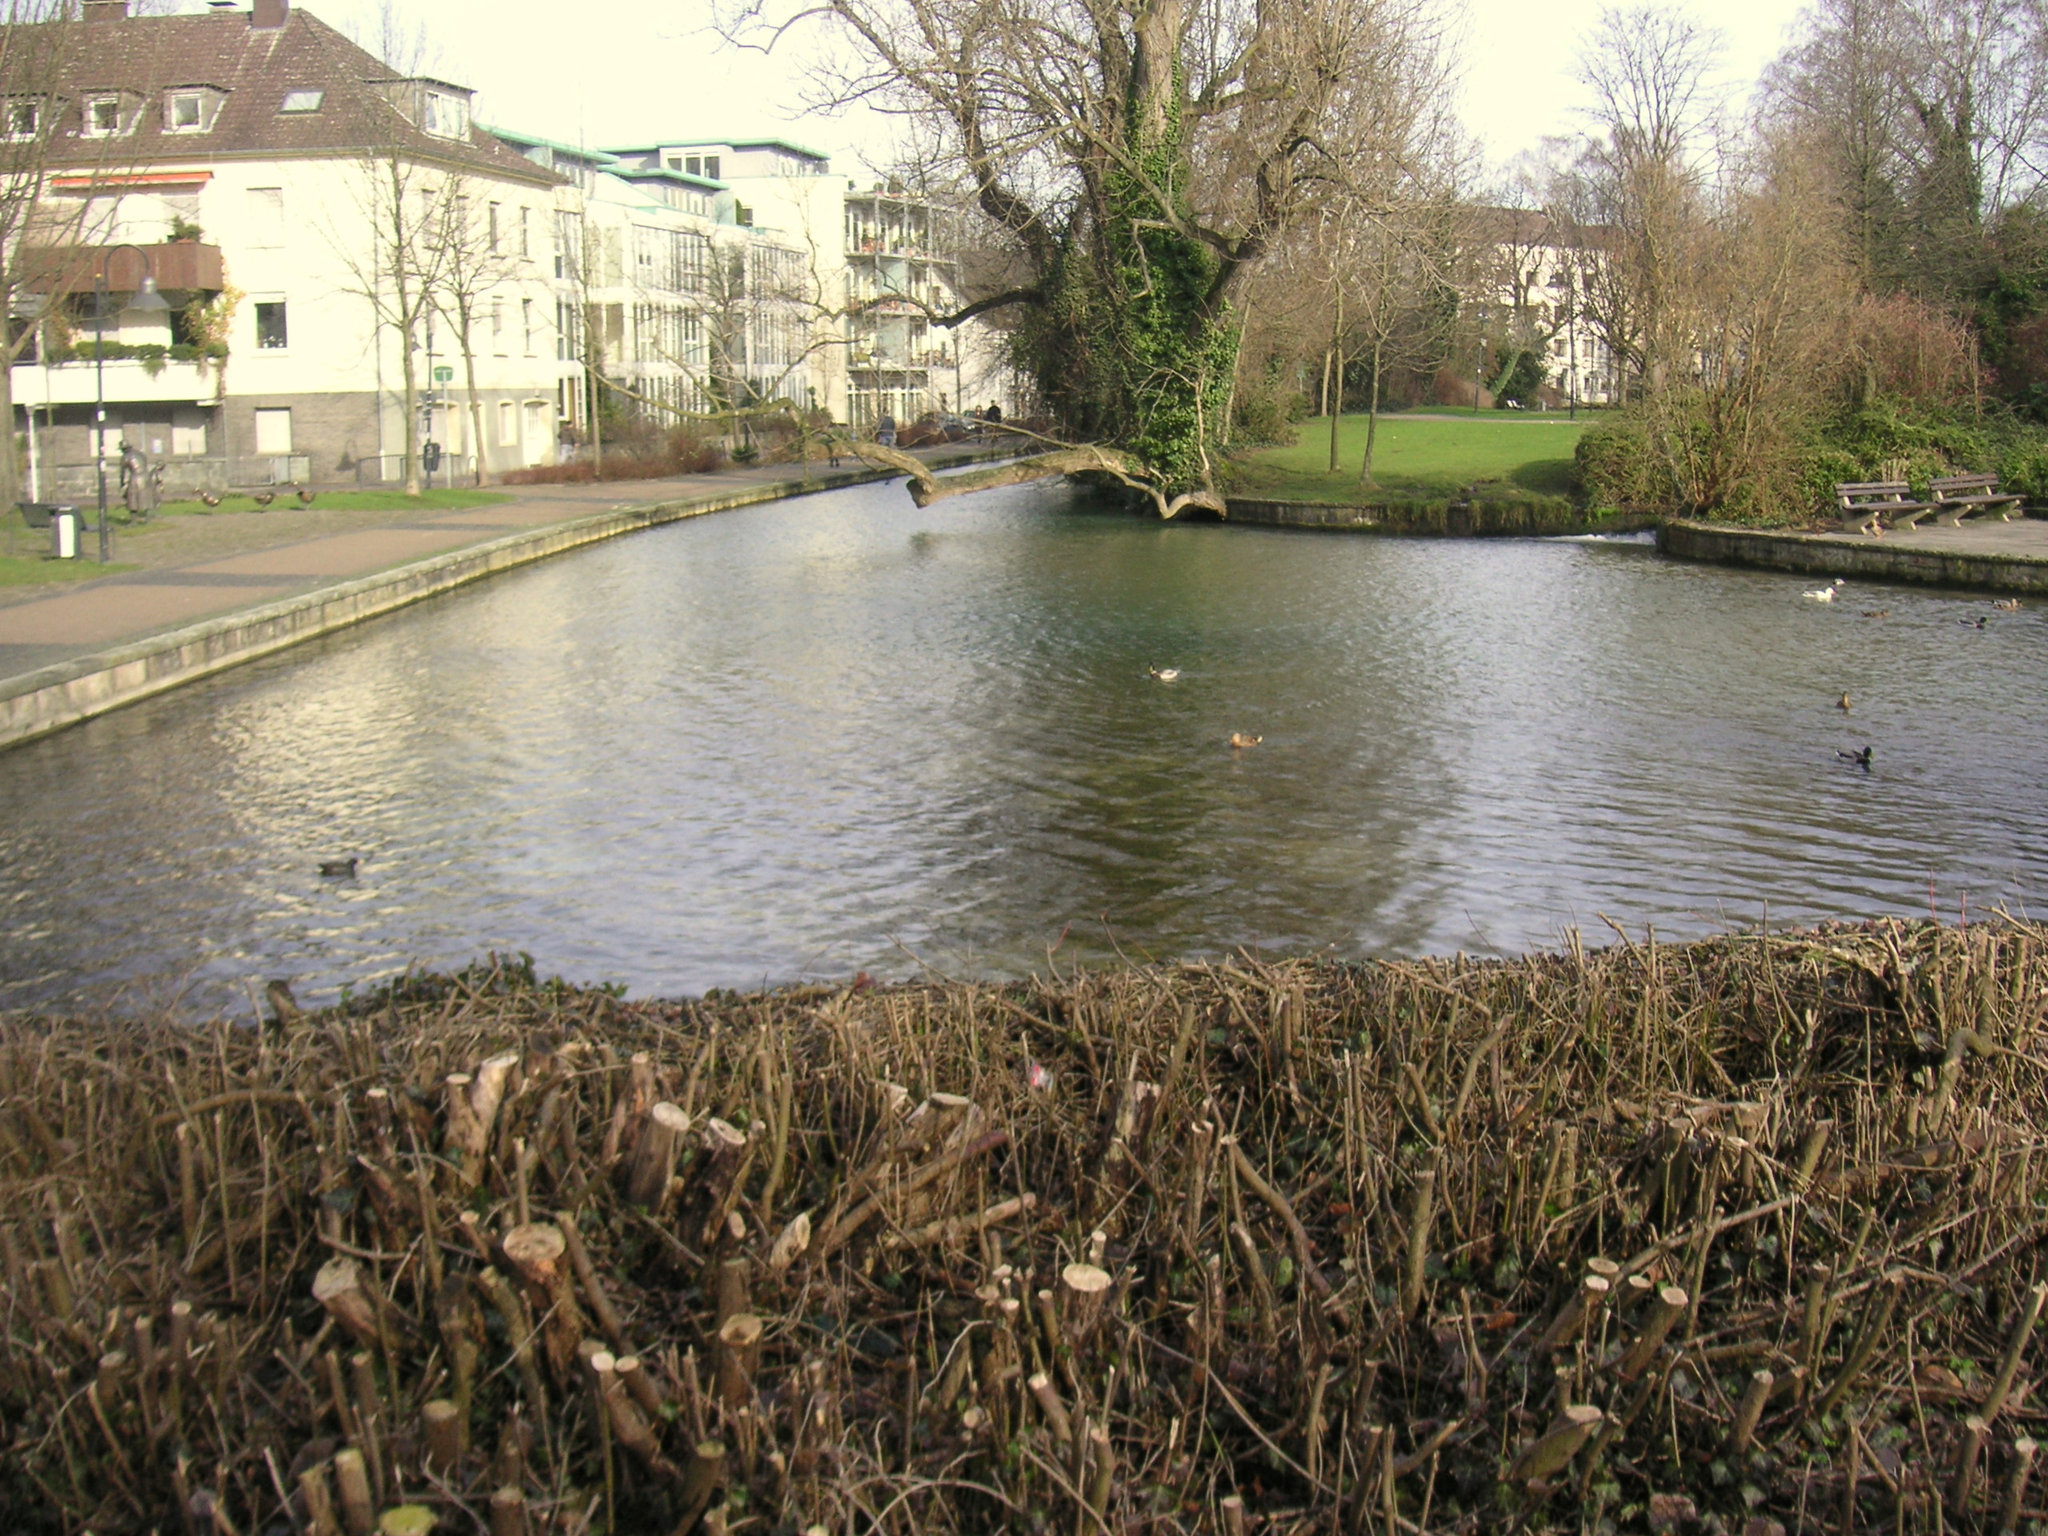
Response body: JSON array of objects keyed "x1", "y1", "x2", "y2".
[{"x1": 0, "y1": 458, "x2": 967, "y2": 751}]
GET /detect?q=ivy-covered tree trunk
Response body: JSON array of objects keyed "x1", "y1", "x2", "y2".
[{"x1": 1013, "y1": 0, "x2": 1238, "y2": 495}]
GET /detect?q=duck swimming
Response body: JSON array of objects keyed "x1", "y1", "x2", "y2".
[
  {"x1": 1804, "y1": 579, "x2": 1845, "y2": 601},
  {"x1": 1861, "y1": 609, "x2": 1888, "y2": 618},
  {"x1": 1836, "y1": 693, "x2": 1851, "y2": 712},
  {"x1": 318, "y1": 857, "x2": 359, "y2": 878},
  {"x1": 1149, "y1": 666, "x2": 1180, "y2": 682},
  {"x1": 1994, "y1": 598, "x2": 2022, "y2": 612},
  {"x1": 1837, "y1": 747, "x2": 1873, "y2": 769},
  {"x1": 1959, "y1": 616, "x2": 1989, "y2": 629},
  {"x1": 1229, "y1": 733, "x2": 1262, "y2": 749}
]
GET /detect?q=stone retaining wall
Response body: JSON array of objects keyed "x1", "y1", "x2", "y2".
[
  {"x1": 1657, "y1": 518, "x2": 2048, "y2": 592},
  {"x1": 1225, "y1": 497, "x2": 1651, "y2": 537}
]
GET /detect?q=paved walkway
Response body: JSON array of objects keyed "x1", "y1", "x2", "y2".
[{"x1": 0, "y1": 453, "x2": 959, "y2": 687}]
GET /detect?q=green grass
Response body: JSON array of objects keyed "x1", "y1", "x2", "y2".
[
  {"x1": 150, "y1": 488, "x2": 506, "y2": 517},
  {"x1": 0, "y1": 554, "x2": 132, "y2": 586},
  {"x1": 1231, "y1": 411, "x2": 1590, "y2": 505}
]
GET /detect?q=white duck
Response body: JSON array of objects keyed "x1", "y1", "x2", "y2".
[
  {"x1": 1803, "y1": 579, "x2": 1845, "y2": 601},
  {"x1": 1149, "y1": 666, "x2": 1181, "y2": 682}
]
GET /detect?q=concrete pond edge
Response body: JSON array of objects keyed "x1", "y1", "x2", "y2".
[
  {"x1": 0, "y1": 456, "x2": 1005, "y2": 752},
  {"x1": 1657, "y1": 517, "x2": 2048, "y2": 593}
]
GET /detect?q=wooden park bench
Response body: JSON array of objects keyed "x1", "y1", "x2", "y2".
[
  {"x1": 1929, "y1": 473, "x2": 2024, "y2": 527},
  {"x1": 1834, "y1": 481, "x2": 1936, "y2": 537}
]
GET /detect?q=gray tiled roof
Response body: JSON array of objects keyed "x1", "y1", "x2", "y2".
[{"x1": 40, "y1": 5, "x2": 560, "y2": 187}]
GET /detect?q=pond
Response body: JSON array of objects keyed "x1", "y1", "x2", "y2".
[{"x1": 3, "y1": 476, "x2": 2045, "y2": 1017}]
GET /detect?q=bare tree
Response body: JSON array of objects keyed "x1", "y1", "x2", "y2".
[
  {"x1": 724, "y1": 0, "x2": 1452, "y2": 511},
  {"x1": 0, "y1": 2, "x2": 153, "y2": 514},
  {"x1": 428, "y1": 176, "x2": 520, "y2": 485}
]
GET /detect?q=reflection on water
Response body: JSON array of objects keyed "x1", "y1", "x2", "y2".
[{"x1": 3, "y1": 478, "x2": 2045, "y2": 1016}]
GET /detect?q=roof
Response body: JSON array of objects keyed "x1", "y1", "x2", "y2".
[
  {"x1": 610, "y1": 165, "x2": 723, "y2": 193},
  {"x1": 486, "y1": 124, "x2": 619, "y2": 168},
  {"x1": 608, "y1": 137, "x2": 830, "y2": 165},
  {"x1": 37, "y1": 7, "x2": 560, "y2": 186}
]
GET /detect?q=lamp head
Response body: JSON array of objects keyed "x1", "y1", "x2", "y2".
[{"x1": 127, "y1": 273, "x2": 170, "y2": 313}]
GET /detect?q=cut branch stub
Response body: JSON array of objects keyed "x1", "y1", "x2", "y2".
[
  {"x1": 312, "y1": 1256, "x2": 381, "y2": 1350},
  {"x1": 716, "y1": 1312, "x2": 764, "y2": 1410},
  {"x1": 501, "y1": 1223, "x2": 567, "y2": 1290},
  {"x1": 422, "y1": 1398, "x2": 464, "y2": 1475},
  {"x1": 1508, "y1": 1404, "x2": 1604, "y2": 1484},
  {"x1": 1616, "y1": 1285, "x2": 1689, "y2": 1381},
  {"x1": 624, "y1": 1102, "x2": 691, "y2": 1210},
  {"x1": 1060, "y1": 1262, "x2": 1113, "y2": 1347},
  {"x1": 768, "y1": 1211, "x2": 812, "y2": 1275},
  {"x1": 1533, "y1": 1273, "x2": 1610, "y2": 1353},
  {"x1": 467, "y1": 1053, "x2": 522, "y2": 1153}
]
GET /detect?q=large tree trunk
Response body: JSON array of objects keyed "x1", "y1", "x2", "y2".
[{"x1": 0, "y1": 341, "x2": 19, "y2": 518}]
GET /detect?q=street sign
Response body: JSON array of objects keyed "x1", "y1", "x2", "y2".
[{"x1": 433, "y1": 366, "x2": 454, "y2": 385}]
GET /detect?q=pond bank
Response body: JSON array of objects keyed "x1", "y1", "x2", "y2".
[
  {"x1": 1225, "y1": 495, "x2": 1648, "y2": 536},
  {"x1": 0, "y1": 447, "x2": 1011, "y2": 752},
  {"x1": 3, "y1": 919, "x2": 2040, "y2": 1534},
  {"x1": 1660, "y1": 515, "x2": 2048, "y2": 592}
]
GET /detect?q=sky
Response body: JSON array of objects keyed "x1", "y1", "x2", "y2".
[{"x1": 165, "y1": 0, "x2": 1812, "y2": 179}]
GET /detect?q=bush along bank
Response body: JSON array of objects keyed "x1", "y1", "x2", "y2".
[
  {"x1": 1576, "y1": 397, "x2": 2048, "y2": 527},
  {"x1": 4, "y1": 921, "x2": 2048, "y2": 1534}
]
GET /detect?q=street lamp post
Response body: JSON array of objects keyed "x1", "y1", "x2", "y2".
[{"x1": 92, "y1": 244, "x2": 170, "y2": 564}]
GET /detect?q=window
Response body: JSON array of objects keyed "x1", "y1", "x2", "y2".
[
  {"x1": 171, "y1": 407, "x2": 208, "y2": 458},
  {"x1": 525, "y1": 400, "x2": 546, "y2": 453},
  {"x1": 253, "y1": 407, "x2": 292, "y2": 454},
  {"x1": 519, "y1": 206, "x2": 531, "y2": 259},
  {"x1": 280, "y1": 89, "x2": 323, "y2": 113},
  {"x1": 7, "y1": 100, "x2": 38, "y2": 139},
  {"x1": 169, "y1": 93, "x2": 203, "y2": 132},
  {"x1": 521, "y1": 298, "x2": 534, "y2": 355},
  {"x1": 498, "y1": 400, "x2": 516, "y2": 446},
  {"x1": 488, "y1": 202, "x2": 500, "y2": 253},
  {"x1": 247, "y1": 187, "x2": 284, "y2": 249},
  {"x1": 490, "y1": 297, "x2": 504, "y2": 354},
  {"x1": 421, "y1": 89, "x2": 469, "y2": 139},
  {"x1": 684, "y1": 155, "x2": 700, "y2": 177},
  {"x1": 85, "y1": 97, "x2": 123, "y2": 136},
  {"x1": 704, "y1": 155, "x2": 719, "y2": 179},
  {"x1": 254, "y1": 302, "x2": 288, "y2": 350}
]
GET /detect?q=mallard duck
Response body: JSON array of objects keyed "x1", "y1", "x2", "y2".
[
  {"x1": 1959, "y1": 616, "x2": 1988, "y2": 629},
  {"x1": 1149, "y1": 666, "x2": 1180, "y2": 682},
  {"x1": 297, "y1": 486, "x2": 316, "y2": 506},
  {"x1": 1993, "y1": 598, "x2": 2022, "y2": 612},
  {"x1": 1229, "y1": 733, "x2": 1262, "y2": 749},
  {"x1": 251, "y1": 490, "x2": 275, "y2": 509},
  {"x1": 1861, "y1": 609, "x2": 1888, "y2": 618},
  {"x1": 1837, "y1": 746, "x2": 1873, "y2": 769},
  {"x1": 198, "y1": 490, "x2": 221, "y2": 508},
  {"x1": 1836, "y1": 693, "x2": 1851, "y2": 712},
  {"x1": 318, "y1": 857, "x2": 358, "y2": 878},
  {"x1": 1803, "y1": 579, "x2": 1845, "y2": 601}
]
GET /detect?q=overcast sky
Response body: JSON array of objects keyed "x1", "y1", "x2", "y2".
[{"x1": 181, "y1": 0, "x2": 1810, "y2": 179}]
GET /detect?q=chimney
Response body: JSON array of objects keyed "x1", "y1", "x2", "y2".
[
  {"x1": 252, "y1": 0, "x2": 288, "y2": 28},
  {"x1": 82, "y1": 1, "x2": 129, "y2": 20}
]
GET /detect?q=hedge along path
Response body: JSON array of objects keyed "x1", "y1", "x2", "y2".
[{"x1": 3, "y1": 920, "x2": 2048, "y2": 1534}]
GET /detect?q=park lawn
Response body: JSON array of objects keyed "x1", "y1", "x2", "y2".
[
  {"x1": 0, "y1": 555, "x2": 132, "y2": 586},
  {"x1": 151, "y1": 488, "x2": 506, "y2": 517},
  {"x1": 1231, "y1": 411, "x2": 1589, "y2": 504}
]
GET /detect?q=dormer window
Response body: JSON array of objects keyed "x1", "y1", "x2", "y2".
[
  {"x1": 280, "y1": 89, "x2": 323, "y2": 114},
  {"x1": 421, "y1": 89, "x2": 468, "y2": 139},
  {"x1": 7, "y1": 100, "x2": 41, "y2": 139},
  {"x1": 170, "y1": 93, "x2": 201, "y2": 129},
  {"x1": 84, "y1": 96, "x2": 122, "y2": 135}
]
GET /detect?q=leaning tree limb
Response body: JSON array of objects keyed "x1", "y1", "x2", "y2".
[{"x1": 847, "y1": 440, "x2": 1226, "y2": 521}]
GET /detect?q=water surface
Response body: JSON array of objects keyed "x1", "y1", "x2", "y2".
[{"x1": 3, "y1": 478, "x2": 2044, "y2": 1016}]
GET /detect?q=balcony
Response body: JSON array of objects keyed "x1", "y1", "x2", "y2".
[
  {"x1": 21, "y1": 241, "x2": 226, "y2": 299},
  {"x1": 13, "y1": 355, "x2": 223, "y2": 406}
]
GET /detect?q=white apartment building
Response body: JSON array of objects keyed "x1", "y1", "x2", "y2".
[
  {"x1": 1470, "y1": 208, "x2": 1619, "y2": 408},
  {"x1": 605, "y1": 139, "x2": 1017, "y2": 430},
  {"x1": 12, "y1": 0, "x2": 569, "y2": 495}
]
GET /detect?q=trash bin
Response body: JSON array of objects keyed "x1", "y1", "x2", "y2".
[{"x1": 51, "y1": 510, "x2": 80, "y2": 560}]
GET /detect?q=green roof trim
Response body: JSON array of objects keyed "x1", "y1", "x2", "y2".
[
  {"x1": 605, "y1": 136, "x2": 831, "y2": 165},
  {"x1": 611, "y1": 164, "x2": 725, "y2": 193},
  {"x1": 483, "y1": 124, "x2": 620, "y2": 166}
]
